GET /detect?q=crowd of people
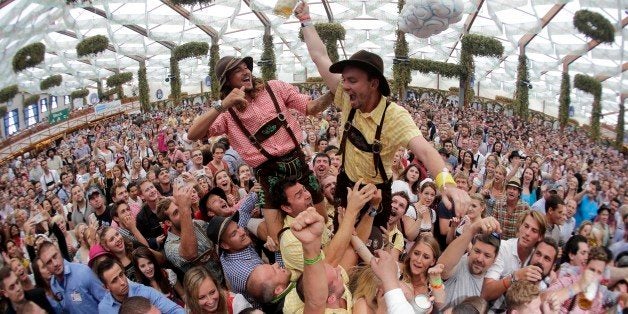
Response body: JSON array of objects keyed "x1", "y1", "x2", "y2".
[{"x1": 0, "y1": 2, "x2": 627, "y2": 314}]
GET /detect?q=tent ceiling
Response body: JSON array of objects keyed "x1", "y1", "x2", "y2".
[{"x1": 0, "y1": 0, "x2": 625, "y2": 124}]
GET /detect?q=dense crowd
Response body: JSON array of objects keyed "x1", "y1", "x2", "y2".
[{"x1": 0, "y1": 3, "x2": 627, "y2": 314}]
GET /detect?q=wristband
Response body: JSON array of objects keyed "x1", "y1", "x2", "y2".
[
  {"x1": 304, "y1": 251, "x2": 323, "y2": 265},
  {"x1": 301, "y1": 19, "x2": 313, "y2": 28},
  {"x1": 430, "y1": 277, "x2": 443, "y2": 287},
  {"x1": 298, "y1": 14, "x2": 311, "y2": 22},
  {"x1": 435, "y1": 170, "x2": 455, "y2": 190},
  {"x1": 212, "y1": 100, "x2": 225, "y2": 113}
]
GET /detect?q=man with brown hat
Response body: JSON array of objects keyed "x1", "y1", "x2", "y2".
[
  {"x1": 297, "y1": 1, "x2": 470, "y2": 230},
  {"x1": 492, "y1": 179, "x2": 531, "y2": 240},
  {"x1": 188, "y1": 54, "x2": 335, "y2": 246}
]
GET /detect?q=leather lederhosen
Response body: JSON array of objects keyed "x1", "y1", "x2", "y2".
[
  {"x1": 334, "y1": 100, "x2": 393, "y2": 233},
  {"x1": 227, "y1": 84, "x2": 323, "y2": 209}
]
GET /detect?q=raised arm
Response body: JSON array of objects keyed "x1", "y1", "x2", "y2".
[
  {"x1": 173, "y1": 186, "x2": 198, "y2": 260},
  {"x1": 296, "y1": 1, "x2": 341, "y2": 92},
  {"x1": 306, "y1": 91, "x2": 335, "y2": 115},
  {"x1": 188, "y1": 87, "x2": 247, "y2": 141}
]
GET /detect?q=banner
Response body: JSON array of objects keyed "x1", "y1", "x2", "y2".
[{"x1": 48, "y1": 108, "x2": 70, "y2": 124}]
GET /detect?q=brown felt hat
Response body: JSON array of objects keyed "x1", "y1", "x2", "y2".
[
  {"x1": 215, "y1": 56, "x2": 253, "y2": 91},
  {"x1": 329, "y1": 50, "x2": 391, "y2": 97}
]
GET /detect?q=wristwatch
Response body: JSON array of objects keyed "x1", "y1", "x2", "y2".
[
  {"x1": 510, "y1": 272, "x2": 517, "y2": 283},
  {"x1": 368, "y1": 205, "x2": 379, "y2": 217},
  {"x1": 212, "y1": 100, "x2": 225, "y2": 113}
]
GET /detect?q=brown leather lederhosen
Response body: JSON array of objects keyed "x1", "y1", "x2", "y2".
[
  {"x1": 227, "y1": 84, "x2": 323, "y2": 208},
  {"x1": 334, "y1": 100, "x2": 393, "y2": 232}
]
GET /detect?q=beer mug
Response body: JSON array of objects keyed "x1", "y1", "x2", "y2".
[{"x1": 273, "y1": 0, "x2": 297, "y2": 18}]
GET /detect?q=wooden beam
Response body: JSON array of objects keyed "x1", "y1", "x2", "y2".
[{"x1": 595, "y1": 62, "x2": 627, "y2": 82}]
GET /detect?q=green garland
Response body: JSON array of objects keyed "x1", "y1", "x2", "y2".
[
  {"x1": 459, "y1": 49, "x2": 474, "y2": 107},
  {"x1": 70, "y1": 88, "x2": 89, "y2": 99},
  {"x1": 0, "y1": 106, "x2": 6, "y2": 117},
  {"x1": 514, "y1": 54, "x2": 529, "y2": 119},
  {"x1": 138, "y1": 64, "x2": 150, "y2": 113},
  {"x1": 616, "y1": 100, "x2": 624, "y2": 148},
  {"x1": 495, "y1": 96, "x2": 515, "y2": 106},
  {"x1": 573, "y1": 10, "x2": 614, "y2": 44},
  {"x1": 0, "y1": 85, "x2": 19, "y2": 103},
  {"x1": 97, "y1": 80, "x2": 104, "y2": 101},
  {"x1": 173, "y1": 42, "x2": 209, "y2": 61},
  {"x1": 260, "y1": 33, "x2": 277, "y2": 81},
  {"x1": 24, "y1": 94, "x2": 40, "y2": 106},
  {"x1": 106, "y1": 72, "x2": 133, "y2": 87},
  {"x1": 170, "y1": 56, "x2": 181, "y2": 102},
  {"x1": 76, "y1": 35, "x2": 109, "y2": 57},
  {"x1": 40, "y1": 74, "x2": 62, "y2": 91},
  {"x1": 460, "y1": 34, "x2": 504, "y2": 58},
  {"x1": 409, "y1": 59, "x2": 464, "y2": 78},
  {"x1": 12, "y1": 42, "x2": 45, "y2": 73},
  {"x1": 558, "y1": 72, "x2": 570, "y2": 129},
  {"x1": 102, "y1": 87, "x2": 119, "y2": 98},
  {"x1": 392, "y1": 31, "x2": 412, "y2": 97},
  {"x1": 306, "y1": 77, "x2": 324, "y2": 82},
  {"x1": 209, "y1": 43, "x2": 220, "y2": 100},
  {"x1": 573, "y1": 74, "x2": 602, "y2": 140},
  {"x1": 300, "y1": 23, "x2": 345, "y2": 63}
]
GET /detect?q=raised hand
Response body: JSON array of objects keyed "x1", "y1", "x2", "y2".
[
  {"x1": 346, "y1": 181, "x2": 375, "y2": 215},
  {"x1": 173, "y1": 185, "x2": 194, "y2": 211},
  {"x1": 471, "y1": 216, "x2": 501, "y2": 235},
  {"x1": 290, "y1": 207, "x2": 324, "y2": 246},
  {"x1": 294, "y1": 0, "x2": 310, "y2": 21},
  {"x1": 222, "y1": 86, "x2": 248, "y2": 110},
  {"x1": 441, "y1": 186, "x2": 471, "y2": 218}
]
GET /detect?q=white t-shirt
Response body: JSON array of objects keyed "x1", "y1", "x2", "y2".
[{"x1": 485, "y1": 238, "x2": 531, "y2": 312}]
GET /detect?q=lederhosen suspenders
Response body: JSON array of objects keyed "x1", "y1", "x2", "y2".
[
  {"x1": 338, "y1": 100, "x2": 391, "y2": 182},
  {"x1": 228, "y1": 85, "x2": 300, "y2": 159}
]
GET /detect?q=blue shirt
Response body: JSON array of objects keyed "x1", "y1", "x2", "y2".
[
  {"x1": 50, "y1": 260, "x2": 107, "y2": 314},
  {"x1": 98, "y1": 281, "x2": 184, "y2": 314},
  {"x1": 576, "y1": 195, "x2": 598, "y2": 228}
]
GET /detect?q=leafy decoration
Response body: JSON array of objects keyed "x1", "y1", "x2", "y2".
[
  {"x1": 97, "y1": 80, "x2": 104, "y2": 101},
  {"x1": 0, "y1": 106, "x2": 6, "y2": 117},
  {"x1": 70, "y1": 89, "x2": 89, "y2": 100},
  {"x1": 260, "y1": 33, "x2": 277, "y2": 81},
  {"x1": 0, "y1": 85, "x2": 19, "y2": 103},
  {"x1": 170, "y1": 56, "x2": 181, "y2": 102},
  {"x1": 573, "y1": 74, "x2": 602, "y2": 140},
  {"x1": 173, "y1": 42, "x2": 209, "y2": 61},
  {"x1": 76, "y1": 35, "x2": 109, "y2": 57},
  {"x1": 106, "y1": 72, "x2": 133, "y2": 87},
  {"x1": 40, "y1": 75, "x2": 62, "y2": 90},
  {"x1": 616, "y1": 100, "x2": 624, "y2": 149},
  {"x1": 138, "y1": 63, "x2": 150, "y2": 113},
  {"x1": 209, "y1": 43, "x2": 220, "y2": 100},
  {"x1": 409, "y1": 59, "x2": 464, "y2": 78},
  {"x1": 514, "y1": 54, "x2": 529, "y2": 119},
  {"x1": 306, "y1": 77, "x2": 324, "y2": 82},
  {"x1": 24, "y1": 94, "x2": 40, "y2": 106},
  {"x1": 102, "y1": 87, "x2": 119, "y2": 98},
  {"x1": 558, "y1": 72, "x2": 570, "y2": 129},
  {"x1": 495, "y1": 96, "x2": 515, "y2": 106},
  {"x1": 461, "y1": 34, "x2": 504, "y2": 58},
  {"x1": 573, "y1": 10, "x2": 614, "y2": 44},
  {"x1": 12, "y1": 42, "x2": 45, "y2": 73},
  {"x1": 170, "y1": 0, "x2": 215, "y2": 5}
]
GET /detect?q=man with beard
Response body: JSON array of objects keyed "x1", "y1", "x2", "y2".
[
  {"x1": 38, "y1": 241, "x2": 106, "y2": 313},
  {"x1": 492, "y1": 179, "x2": 530, "y2": 239},
  {"x1": 320, "y1": 174, "x2": 337, "y2": 231},
  {"x1": 481, "y1": 210, "x2": 546, "y2": 312},
  {"x1": 525, "y1": 238, "x2": 559, "y2": 291},
  {"x1": 544, "y1": 195, "x2": 566, "y2": 246},
  {"x1": 385, "y1": 191, "x2": 411, "y2": 261},
  {"x1": 96, "y1": 257, "x2": 183, "y2": 313},
  {"x1": 438, "y1": 216, "x2": 501, "y2": 307},
  {"x1": 0, "y1": 267, "x2": 54, "y2": 314},
  {"x1": 187, "y1": 55, "x2": 334, "y2": 249},
  {"x1": 165, "y1": 140, "x2": 184, "y2": 164}
]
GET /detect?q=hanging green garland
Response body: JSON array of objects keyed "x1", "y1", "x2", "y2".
[
  {"x1": 461, "y1": 34, "x2": 504, "y2": 58},
  {"x1": 616, "y1": 100, "x2": 624, "y2": 149},
  {"x1": 300, "y1": 23, "x2": 345, "y2": 63},
  {"x1": 106, "y1": 72, "x2": 133, "y2": 87},
  {"x1": 514, "y1": 54, "x2": 529, "y2": 119},
  {"x1": 12, "y1": 42, "x2": 45, "y2": 73},
  {"x1": 392, "y1": 0, "x2": 411, "y2": 98},
  {"x1": 409, "y1": 59, "x2": 464, "y2": 78},
  {"x1": 261, "y1": 33, "x2": 277, "y2": 81},
  {"x1": 40, "y1": 75, "x2": 63, "y2": 91},
  {"x1": 173, "y1": 42, "x2": 209, "y2": 61},
  {"x1": 102, "y1": 87, "x2": 119, "y2": 98},
  {"x1": 170, "y1": 56, "x2": 181, "y2": 102},
  {"x1": 495, "y1": 96, "x2": 515, "y2": 107},
  {"x1": 573, "y1": 74, "x2": 602, "y2": 140},
  {"x1": 209, "y1": 43, "x2": 220, "y2": 100},
  {"x1": 0, "y1": 106, "x2": 6, "y2": 117},
  {"x1": 76, "y1": 35, "x2": 109, "y2": 57},
  {"x1": 558, "y1": 72, "x2": 570, "y2": 129},
  {"x1": 97, "y1": 80, "x2": 104, "y2": 101},
  {"x1": 138, "y1": 63, "x2": 150, "y2": 113},
  {"x1": 0, "y1": 85, "x2": 19, "y2": 103},
  {"x1": 24, "y1": 94, "x2": 40, "y2": 106},
  {"x1": 70, "y1": 89, "x2": 89, "y2": 99},
  {"x1": 573, "y1": 10, "x2": 614, "y2": 44},
  {"x1": 170, "y1": 0, "x2": 214, "y2": 5}
]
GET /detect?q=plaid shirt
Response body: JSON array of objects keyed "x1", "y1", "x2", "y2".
[
  {"x1": 164, "y1": 220, "x2": 215, "y2": 273},
  {"x1": 491, "y1": 199, "x2": 530, "y2": 240}
]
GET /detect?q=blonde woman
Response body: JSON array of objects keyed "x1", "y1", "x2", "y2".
[
  {"x1": 446, "y1": 194, "x2": 486, "y2": 245},
  {"x1": 183, "y1": 266, "x2": 250, "y2": 314}
]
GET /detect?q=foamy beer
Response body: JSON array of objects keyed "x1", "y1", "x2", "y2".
[{"x1": 273, "y1": 0, "x2": 297, "y2": 18}]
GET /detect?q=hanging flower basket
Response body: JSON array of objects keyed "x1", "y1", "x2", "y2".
[
  {"x1": 106, "y1": 72, "x2": 133, "y2": 88},
  {"x1": 173, "y1": 42, "x2": 209, "y2": 61},
  {"x1": 573, "y1": 10, "x2": 614, "y2": 44},
  {"x1": 24, "y1": 94, "x2": 40, "y2": 105},
  {"x1": 70, "y1": 89, "x2": 89, "y2": 99},
  {"x1": 12, "y1": 42, "x2": 46, "y2": 73},
  {"x1": 40, "y1": 75, "x2": 63, "y2": 90},
  {"x1": 0, "y1": 85, "x2": 19, "y2": 103},
  {"x1": 76, "y1": 35, "x2": 109, "y2": 58}
]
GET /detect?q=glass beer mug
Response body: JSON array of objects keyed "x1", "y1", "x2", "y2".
[{"x1": 273, "y1": 0, "x2": 298, "y2": 18}]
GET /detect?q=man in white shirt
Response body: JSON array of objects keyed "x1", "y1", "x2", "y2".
[{"x1": 481, "y1": 210, "x2": 547, "y2": 312}]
